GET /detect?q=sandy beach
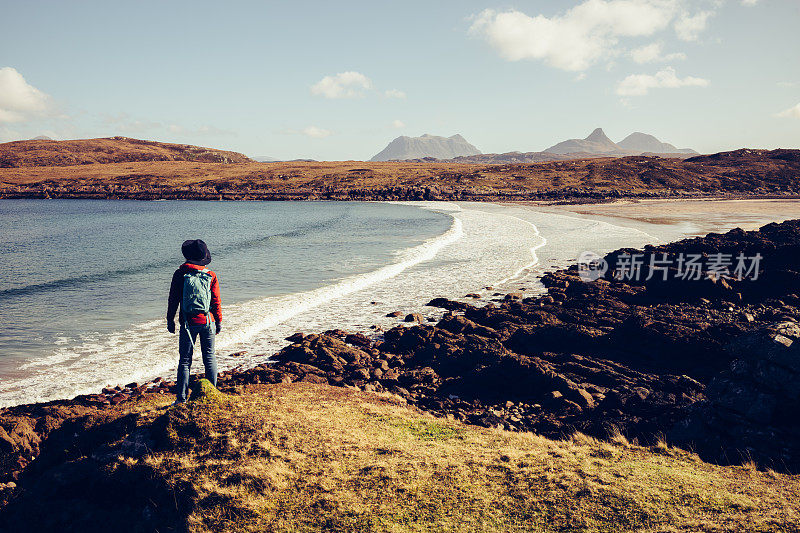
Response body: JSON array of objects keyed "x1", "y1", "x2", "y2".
[{"x1": 538, "y1": 198, "x2": 800, "y2": 240}]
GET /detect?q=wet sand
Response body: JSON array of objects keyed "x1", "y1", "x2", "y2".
[{"x1": 527, "y1": 198, "x2": 800, "y2": 243}]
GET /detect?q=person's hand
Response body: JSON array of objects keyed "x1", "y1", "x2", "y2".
[
  {"x1": 215, "y1": 321, "x2": 222, "y2": 335},
  {"x1": 167, "y1": 320, "x2": 176, "y2": 334}
]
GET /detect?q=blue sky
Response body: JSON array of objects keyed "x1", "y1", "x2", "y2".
[{"x1": 0, "y1": 0, "x2": 798, "y2": 160}]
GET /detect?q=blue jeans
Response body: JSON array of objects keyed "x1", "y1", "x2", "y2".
[{"x1": 176, "y1": 321, "x2": 217, "y2": 402}]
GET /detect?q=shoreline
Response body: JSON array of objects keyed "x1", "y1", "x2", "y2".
[
  {"x1": 2, "y1": 211, "x2": 800, "y2": 481},
  {"x1": 3, "y1": 189, "x2": 800, "y2": 203},
  {"x1": 8, "y1": 197, "x2": 795, "y2": 408},
  {"x1": 3, "y1": 198, "x2": 799, "y2": 403}
]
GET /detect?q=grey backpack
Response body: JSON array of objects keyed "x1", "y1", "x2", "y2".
[{"x1": 181, "y1": 269, "x2": 213, "y2": 319}]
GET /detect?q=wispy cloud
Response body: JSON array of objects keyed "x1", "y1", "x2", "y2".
[
  {"x1": 629, "y1": 42, "x2": 686, "y2": 64},
  {"x1": 311, "y1": 71, "x2": 372, "y2": 99},
  {"x1": 0, "y1": 67, "x2": 53, "y2": 123},
  {"x1": 777, "y1": 103, "x2": 800, "y2": 119},
  {"x1": 310, "y1": 72, "x2": 407, "y2": 103},
  {"x1": 616, "y1": 66, "x2": 709, "y2": 96},
  {"x1": 391, "y1": 119, "x2": 405, "y2": 128},
  {"x1": 283, "y1": 125, "x2": 333, "y2": 138},
  {"x1": 674, "y1": 10, "x2": 713, "y2": 41}
]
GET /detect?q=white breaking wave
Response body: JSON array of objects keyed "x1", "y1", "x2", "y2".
[{"x1": 218, "y1": 214, "x2": 463, "y2": 349}]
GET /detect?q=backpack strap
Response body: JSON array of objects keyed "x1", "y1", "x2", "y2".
[{"x1": 204, "y1": 269, "x2": 213, "y2": 324}]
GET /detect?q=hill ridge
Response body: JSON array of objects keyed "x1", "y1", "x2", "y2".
[{"x1": 0, "y1": 136, "x2": 252, "y2": 168}]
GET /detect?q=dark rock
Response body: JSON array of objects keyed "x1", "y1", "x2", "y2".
[{"x1": 345, "y1": 333, "x2": 371, "y2": 348}]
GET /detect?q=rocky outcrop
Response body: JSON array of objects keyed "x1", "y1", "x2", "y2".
[{"x1": 671, "y1": 321, "x2": 800, "y2": 467}]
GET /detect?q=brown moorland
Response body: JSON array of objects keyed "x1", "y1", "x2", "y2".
[
  {"x1": 0, "y1": 137, "x2": 251, "y2": 168},
  {"x1": 0, "y1": 138, "x2": 798, "y2": 202}
]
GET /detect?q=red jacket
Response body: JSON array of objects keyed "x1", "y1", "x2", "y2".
[{"x1": 167, "y1": 263, "x2": 222, "y2": 326}]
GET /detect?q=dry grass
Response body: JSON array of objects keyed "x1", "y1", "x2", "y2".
[{"x1": 118, "y1": 383, "x2": 800, "y2": 532}]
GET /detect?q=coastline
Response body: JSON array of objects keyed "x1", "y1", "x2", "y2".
[
  {"x1": 8, "y1": 197, "x2": 786, "y2": 408},
  {"x1": 2, "y1": 206, "x2": 800, "y2": 483}
]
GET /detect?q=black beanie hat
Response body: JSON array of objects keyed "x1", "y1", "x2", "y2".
[{"x1": 181, "y1": 239, "x2": 211, "y2": 266}]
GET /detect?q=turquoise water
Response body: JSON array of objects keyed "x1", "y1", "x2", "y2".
[{"x1": 0, "y1": 199, "x2": 451, "y2": 368}]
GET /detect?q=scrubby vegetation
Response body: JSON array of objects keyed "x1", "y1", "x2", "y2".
[{"x1": 2, "y1": 383, "x2": 798, "y2": 532}]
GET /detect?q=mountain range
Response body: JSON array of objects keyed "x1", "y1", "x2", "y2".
[
  {"x1": 371, "y1": 129, "x2": 697, "y2": 163},
  {"x1": 544, "y1": 128, "x2": 697, "y2": 155}
]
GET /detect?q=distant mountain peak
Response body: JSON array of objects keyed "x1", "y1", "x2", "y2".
[
  {"x1": 370, "y1": 133, "x2": 481, "y2": 162},
  {"x1": 544, "y1": 128, "x2": 620, "y2": 155},
  {"x1": 585, "y1": 128, "x2": 609, "y2": 142},
  {"x1": 617, "y1": 132, "x2": 698, "y2": 154}
]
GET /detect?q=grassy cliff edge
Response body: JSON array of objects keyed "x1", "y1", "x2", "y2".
[{"x1": 2, "y1": 382, "x2": 797, "y2": 532}]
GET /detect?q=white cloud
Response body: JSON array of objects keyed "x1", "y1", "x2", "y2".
[
  {"x1": 469, "y1": 1, "x2": 723, "y2": 71},
  {"x1": 469, "y1": 1, "x2": 681, "y2": 72},
  {"x1": 302, "y1": 126, "x2": 331, "y2": 138},
  {"x1": 385, "y1": 89, "x2": 407, "y2": 99},
  {"x1": 741, "y1": 0, "x2": 759, "y2": 5},
  {"x1": 392, "y1": 119, "x2": 405, "y2": 128},
  {"x1": 777, "y1": 103, "x2": 800, "y2": 119},
  {"x1": 629, "y1": 42, "x2": 686, "y2": 63},
  {"x1": 777, "y1": 81, "x2": 797, "y2": 88},
  {"x1": 616, "y1": 66, "x2": 709, "y2": 96},
  {"x1": 0, "y1": 67, "x2": 52, "y2": 123},
  {"x1": 311, "y1": 71, "x2": 372, "y2": 99},
  {"x1": 283, "y1": 126, "x2": 332, "y2": 138},
  {"x1": 674, "y1": 10, "x2": 713, "y2": 41}
]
